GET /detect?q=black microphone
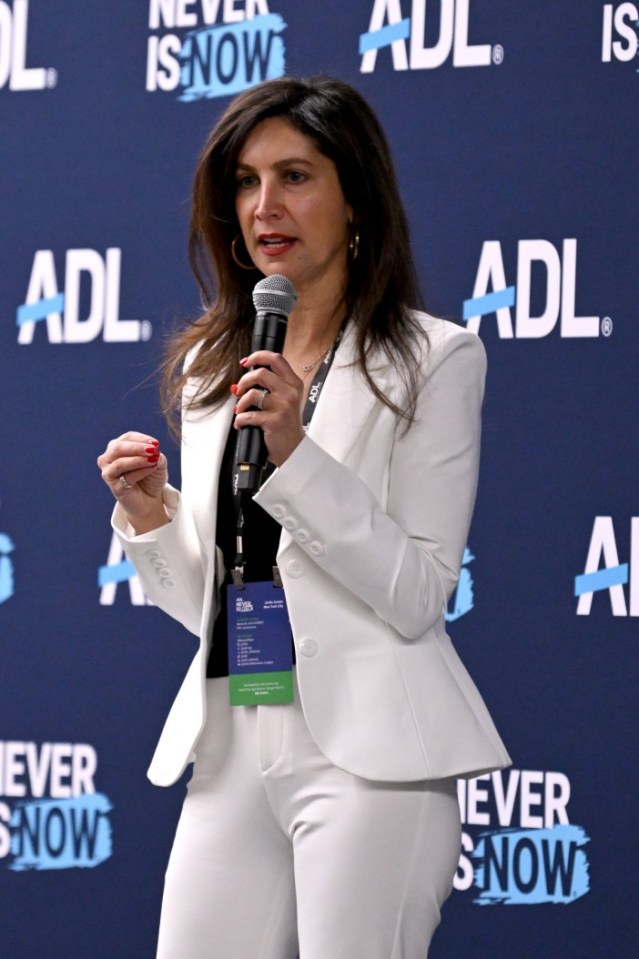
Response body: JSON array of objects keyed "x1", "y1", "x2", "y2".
[{"x1": 235, "y1": 274, "x2": 297, "y2": 493}]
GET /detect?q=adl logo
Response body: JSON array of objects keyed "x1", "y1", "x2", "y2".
[
  {"x1": 359, "y1": 0, "x2": 503, "y2": 73},
  {"x1": 16, "y1": 248, "x2": 151, "y2": 345},
  {"x1": 99, "y1": 532, "x2": 151, "y2": 606},
  {"x1": 146, "y1": 0, "x2": 287, "y2": 101},
  {"x1": 575, "y1": 516, "x2": 639, "y2": 617},
  {"x1": 0, "y1": 0, "x2": 57, "y2": 91},
  {"x1": 463, "y1": 239, "x2": 608, "y2": 340}
]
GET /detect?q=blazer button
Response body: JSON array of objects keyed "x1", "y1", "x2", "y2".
[
  {"x1": 152, "y1": 558, "x2": 167, "y2": 568},
  {"x1": 299, "y1": 637, "x2": 318, "y2": 657},
  {"x1": 272, "y1": 504, "x2": 286, "y2": 519},
  {"x1": 158, "y1": 567, "x2": 173, "y2": 578},
  {"x1": 161, "y1": 578, "x2": 176, "y2": 589},
  {"x1": 285, "y1": 558, "x2": 305, "y2": 578},
  {"x1": 309, "y1": 541, "x2": 325, "y2": 557},
  {"x1": 283, "y1": 517, "x2": 298, "y2": 532},
  {"x1": 295, "y1": 529, "x2": 310, "y2": 544}
]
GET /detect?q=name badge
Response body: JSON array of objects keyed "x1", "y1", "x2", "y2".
[{"x1": 226, "y1": 581, "x2": 293, "y2": 706}]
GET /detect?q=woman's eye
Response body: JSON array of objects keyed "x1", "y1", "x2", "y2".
[
  {"x1": 237, "y1": 175, "x2": 257, "y2": 189},
  {"x1": 286, "y1": 171, "x2": 306, "y2": 183}
]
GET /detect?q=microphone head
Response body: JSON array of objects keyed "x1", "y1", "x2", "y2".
[{"x1": 252, "y1": 274, "x2": 297, "y2": 317}]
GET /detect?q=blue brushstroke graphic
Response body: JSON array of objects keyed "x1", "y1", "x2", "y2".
[
  {"x1": 446, "y1": 547, "x2": 475, "y2": 622},
  {"x1": 0, "y1": 532, "x2": 15, "y2": 604},
  {"x1": 574, "y1": 563, "x2": 628, "y2": 596},
  {"x1": 463, "y1": 287, "x2": 516, "y2": 321},
  {"x1": 359, "y1": 19, "x2": 411, "y2": 54},
  {"x1": 16, "y1": 293, "x2": 65, "y2": 326},
  {"x1": 9, "y1": 793, "x2": 113, "y2": 871},
  {"x1": 472, "y1": 825, "x2": 590, "y2": 905},
  {"x1": 179, "y1": 15, "x2": 286, "y2": 102},
  {"x1": 98, "y1": 559, "x2": 136, "y2": 587}
]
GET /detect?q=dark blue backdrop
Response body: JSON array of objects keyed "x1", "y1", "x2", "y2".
[{"x1": 1, "y1": 1, "x2": 637, "y2": 956}]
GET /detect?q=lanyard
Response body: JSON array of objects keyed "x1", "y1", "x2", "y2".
[{"x1": 231, "y1": 323, "x2": 346, "y2": 589}]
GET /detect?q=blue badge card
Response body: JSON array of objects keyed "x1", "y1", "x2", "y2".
[{"x1": 226, "y1": 581, "x2": 293, "y2": 705}]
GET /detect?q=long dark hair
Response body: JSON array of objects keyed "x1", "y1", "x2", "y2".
[{"x1": 162, "y1": 76, "x2": 426, "y2": 430}]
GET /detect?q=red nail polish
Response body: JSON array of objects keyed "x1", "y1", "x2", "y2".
[
  {"x1": 233, "y1": 405, "x2": 238, "y2": 414},
  {"x1": 239, "y1": 358, "x2": 248, "y2": 366},
  {"x1": 150, "y1": 439, "x2": 160, "y2": 447},
  {"x1": 230, "y1": 384, "x2": 238, "y2": 395},
  {"x1": 144, "y1": 445, "x2": 156, "y2": 453},
  {"x1": 147, "y1": 454, "x2": 159, "y2": 463}
]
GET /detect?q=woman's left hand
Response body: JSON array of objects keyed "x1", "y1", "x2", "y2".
[{"x1": 233, "y1": 350, "x2": 305, "y2": 468}]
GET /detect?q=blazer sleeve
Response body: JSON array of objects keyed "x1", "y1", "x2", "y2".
[
  {"x1": 111, "y1": 484, "x2": 206, "y2": 637},
  {"x1": 254, "y1": 326, "x2": 486, "y2": 640},
  {"x1": 109, "y1": 350, "x2": 216, "y2": 638}
]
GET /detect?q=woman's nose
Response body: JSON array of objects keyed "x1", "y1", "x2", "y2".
[{"x1": 255, "y1": 180, "x2": 282, "y2": 220}]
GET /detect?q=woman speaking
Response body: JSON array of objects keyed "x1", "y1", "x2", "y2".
[{"x1": 98, "y1": 76, "x2": 510, "y2": 959}]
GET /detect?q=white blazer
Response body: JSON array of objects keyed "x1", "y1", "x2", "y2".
[{"x1": 113, "y1": 312, "x2": 510, "y2": 787}]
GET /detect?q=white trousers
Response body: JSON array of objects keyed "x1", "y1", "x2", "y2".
[{"x1": 156, "y1": 676, "x2": 461, "y2": 959}]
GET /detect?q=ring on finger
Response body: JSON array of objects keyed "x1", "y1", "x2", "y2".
[
  {"x1": 119, "y1": 474, "x2": 134, "y2": 490},
  {"x1": 256, "y1": 387, "x2": 269, "y2": 412}
]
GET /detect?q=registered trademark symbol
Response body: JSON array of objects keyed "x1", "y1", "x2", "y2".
[
  {"x1": 46, "y1": 68, "x2": 58, "y2": 89},
  {"x1": 141, "y1": 320, "x2": 153, "y2": 341},
  {"x1": 492, "y1": 44, "x2": 504, "y2": 65},
  {"x1": 601, "y1": 316, "x2": 613, "y2": 337}
]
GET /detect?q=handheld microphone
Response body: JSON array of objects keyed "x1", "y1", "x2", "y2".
[{"x1": 235, "y1": 274, "x2": 297, "y2": 493}]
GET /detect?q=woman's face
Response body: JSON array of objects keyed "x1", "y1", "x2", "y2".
[{"x1": 234, "y1": 117, "x2": 353, "y2": 300}]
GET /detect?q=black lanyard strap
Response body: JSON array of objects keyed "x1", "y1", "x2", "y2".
[{"x1": 301, "y1": 322, "x2": 346, "y2": 430}]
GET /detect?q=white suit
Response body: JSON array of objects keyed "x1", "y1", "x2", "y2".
[{"x1": 113, "y1": 311, "x2": 510, "y2": 787}]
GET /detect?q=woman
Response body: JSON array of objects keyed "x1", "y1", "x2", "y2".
[{"x1": 98, "y1": 77, "x2": 510, "y2": 959}]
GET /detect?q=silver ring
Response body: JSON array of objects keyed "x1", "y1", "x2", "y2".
[
  {"x1": 119, "y1": 474, "x2": 134, "y2": 490},
  {"x1": 256, "y1": 388, "x2": 268, "y2": 412}
]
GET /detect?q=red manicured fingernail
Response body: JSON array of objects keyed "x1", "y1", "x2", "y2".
[
  {"x1": 230, "y1": 384, "x2": 238, "y2": 395},
  {"x1": 150, "y1": 439, "x2": 160, "y2": 447},
  {"x1": 233, "y1": 405, "x2": 238, "y2": 414},
  {"x1": 144, "y1": 445, "x2": 157, "y2": 453},
  {"x1": 147, "y1": 454, "x2": 159, "y2": 463},
  {"x1": 239, "y1": 358, "x2": 248, "y2": 366}
]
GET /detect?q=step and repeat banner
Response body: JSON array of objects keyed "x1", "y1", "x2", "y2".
[{"x1": 1, "y1": 2, "x2": 636, "y2": 956}]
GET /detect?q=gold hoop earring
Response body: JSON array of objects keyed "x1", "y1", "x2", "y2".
[
  {"x1": 231, "y1": 235, "x2": 256, "y2": 271},
  {"x1": 348, "y1": 226, "x2": 360, "y2": 262}
]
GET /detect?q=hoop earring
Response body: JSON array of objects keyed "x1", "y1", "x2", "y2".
[
  {"x1": 231, "y1": 235, "x2": 256, "y2": 271},
  {"x1": 348, "y1": 226, "x2": 360, "y2": 262}
]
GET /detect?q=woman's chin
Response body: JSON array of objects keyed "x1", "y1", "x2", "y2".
[{"x1": 260, "y1": 262, "x2": 294, "y2": 280}]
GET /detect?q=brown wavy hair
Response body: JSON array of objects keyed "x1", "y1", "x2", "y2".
[{"x1": 162, "y1": 76, "x2": 426, "y2": 431}]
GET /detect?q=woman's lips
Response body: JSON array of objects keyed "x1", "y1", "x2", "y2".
[{"x1": 258, "y1": 235, "x2": 296, "y2": 255}]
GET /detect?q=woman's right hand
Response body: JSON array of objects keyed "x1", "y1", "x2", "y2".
[{"x1": 97, "y1": 431, "x2": 170, "y2": 533}]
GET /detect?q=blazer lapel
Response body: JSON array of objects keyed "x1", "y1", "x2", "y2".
[
  {"x1": 307, "y1": 323, "x2": 389, "y2": 464},
  {"x1": 182, "y1": 396, "x2": 235, "y2": 553}
]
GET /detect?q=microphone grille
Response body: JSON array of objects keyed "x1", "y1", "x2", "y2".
[{"x1": 252, "y1": 274, "x2": 297, "y2": 316}]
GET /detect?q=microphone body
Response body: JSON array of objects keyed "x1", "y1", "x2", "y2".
[{"x1": 235, "y1": 275, "x2": 297, "y2": 493}]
